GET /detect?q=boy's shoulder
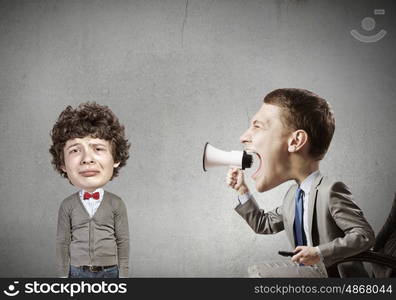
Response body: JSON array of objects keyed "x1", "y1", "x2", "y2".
[
  {"x1": 104, "y1": 190, "x2": 121, "y2": 200},
  {"x1": 103, "y1": 190, "x2": 127, "y2": 207},
  {"x1": 59, "y1": 192, "x2": 79, "y2": 208}
]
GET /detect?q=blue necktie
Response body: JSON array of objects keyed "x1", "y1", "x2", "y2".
[{"x1": 293, "y1": 187, "x2": 307, "y2": 246}]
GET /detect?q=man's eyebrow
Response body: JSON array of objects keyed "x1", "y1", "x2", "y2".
[{"x1": 252, "y1": 120, "x2": 267, "y2": 126}]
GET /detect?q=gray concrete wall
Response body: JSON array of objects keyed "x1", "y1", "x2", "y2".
[{"x1": 0, "y1": 0, "x2": 395, "y2": 277}]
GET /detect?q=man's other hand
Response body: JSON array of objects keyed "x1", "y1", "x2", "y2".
[{"x1": 291, "y1": 246, "x2": 321, "y2": 266}]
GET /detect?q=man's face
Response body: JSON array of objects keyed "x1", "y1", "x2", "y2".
[
  {"x1": 240, "y1": 103, "x2": 292, "y2": 192},
  {"x1": 61, "y1": 136, "x2": 120, "y2": 192}
]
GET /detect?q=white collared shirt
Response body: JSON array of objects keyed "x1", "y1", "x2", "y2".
[
  {"x1": 79, "y1": 188, "x2": 104, "y2": 218},
  {"x1": 299, "y1": 170, "x2": 320, "y2": 247}
]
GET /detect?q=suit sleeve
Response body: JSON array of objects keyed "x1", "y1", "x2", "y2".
[
  {"x1": 235, "y1": 194, "x2": 284, "y2": 234},
  {"x1": 318, "y1": 182, "x2": 375, "y2": 266},
  {"x1": 114, "y1": 199, "x2": 130, "y2": 278},
  {"x1": 56, "y1": 201, "x2": 71, "y2": 277}
]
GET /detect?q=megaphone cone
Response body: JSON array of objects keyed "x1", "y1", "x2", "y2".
[{"x1": 202, "y1": 142, "x2": 253, "y2": 171}]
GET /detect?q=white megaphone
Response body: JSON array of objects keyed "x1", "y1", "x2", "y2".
[{"x1": 202, "y1": 142, "x2": 253, "y2": 171}]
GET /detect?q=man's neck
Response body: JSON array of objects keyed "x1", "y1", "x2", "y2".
[{"x1": 293, "y1": 160, "x2": 320, "y2": 185}]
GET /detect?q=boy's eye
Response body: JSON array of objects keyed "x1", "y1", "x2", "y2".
[
  {"x1": 96, "y1": 147, "x2": 105, "y2": 151},
  {"x1": 69, "y1": 149, "x2": 79, "y2": 153}
]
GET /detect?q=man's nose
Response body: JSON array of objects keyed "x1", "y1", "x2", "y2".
[{"x1": 239, "y1": 129, "x2": 252, "y2": 144}]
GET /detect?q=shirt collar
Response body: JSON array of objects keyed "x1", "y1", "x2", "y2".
[
  {"x1": 300, "y1": 170, "x2": 320, "y2": 195},
  {"x1": 79, "y1": 188, "x2": 104, "y2": 201}
]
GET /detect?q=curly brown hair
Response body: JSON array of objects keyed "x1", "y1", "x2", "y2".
[{"x1": 49, "y1": 102, "x2": 130, "y2": 180}]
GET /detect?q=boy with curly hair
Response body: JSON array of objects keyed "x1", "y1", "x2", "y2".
[{"x1": 50, "y1": 102, "x2": 130, "y2": 278}]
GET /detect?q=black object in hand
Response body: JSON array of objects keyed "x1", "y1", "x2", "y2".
[{"x1": 278, "y1": 251, "x2": 295, "y2": 257}]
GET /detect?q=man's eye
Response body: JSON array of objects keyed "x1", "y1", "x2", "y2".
[
  {"x1": 96, "y1": 148, "x2": 105, "y2": 151},
  {"x1": 69, "y1": 149, "x2": 78, "y2": 154}
]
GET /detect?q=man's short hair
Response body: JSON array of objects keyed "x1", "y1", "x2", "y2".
[
  {"x1": 264, "y1": 88, "x2": 335, "y2": 160},
  {"x1": 49, "y1": 102, "x2": 130, "y2": 179}
]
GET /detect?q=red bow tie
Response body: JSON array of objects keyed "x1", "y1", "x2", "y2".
[{"x1": 83, "y1": 192, "x2": 100, "y2": 200}]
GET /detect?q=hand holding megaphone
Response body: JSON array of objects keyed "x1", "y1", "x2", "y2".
[
  {"x1": 226, "y1": 168, "x2": 250, "y2": 194},
  {"x1": 226, "y1": 167, "x2": 243, "y2": 188},
  {"x1": 202, "y1": 142, "x2": 253, "y2": 171},
  {"x1": 203, "y1": 142, "x2": 252, "y2": 195}
]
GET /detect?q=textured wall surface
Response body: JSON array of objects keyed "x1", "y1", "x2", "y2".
[{"x1": 0, "y1": 0, "x2": 395, "y2": 277}]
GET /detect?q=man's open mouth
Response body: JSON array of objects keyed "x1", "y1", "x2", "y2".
[{"x1": 246, "y1": 151, "x2": 262, "y2": 179}]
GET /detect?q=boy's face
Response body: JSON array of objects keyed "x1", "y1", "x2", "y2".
[
  {"x1": 61, "y1": 136, "x2": 120, "y2": 192},
  {"x1": 240, "y1": 103, "x2": 293, "y2": 192}
]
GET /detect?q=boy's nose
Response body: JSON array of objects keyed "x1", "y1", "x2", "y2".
[
  {"x1": 82, "y1": 159, "x2": 95, "y2": 164},
  {"x1": 81, "y1": 150, "x2": 95, "y2": 164}
]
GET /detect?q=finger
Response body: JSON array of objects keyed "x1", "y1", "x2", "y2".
[
  {"x1": 227, "y1": 173, "x2": 237, "y2": 180},
  {"x1": 229, "y1": 168, "x2": 239, "y2": 175},
  {"x1": 227, "y1": 168, "x2": 236, "y2": 178},
  {"x1": 293, "y1": 246, "x2": 303, "y2": 254},
  {"x1": 227, "y1": 178, "x2": 235, "y2": 187},
  {"x1": 226, "y1": 169, "x2": 233, "y2": 178},
  {"x1": 226, "y1": 173, "x2": 237, "y2": 182},
  {"x1": 291, "y1": 251, "x2": 303, "y2": 262},
  {"x1": 227, "y1": 179, "x2": 237, "y2": 188},
  {"x1": 234, "y1": 171, "x2": 244, "y2": 190},
  {"x1": 234, "y1": 181, "x2": 242, "y2": 190},
  {"x1": 292, "y1": 255, "x2": 304, "y2": 265},
  {"x1": 226, "y1": 173, "x2": 236, "y2": 181}
]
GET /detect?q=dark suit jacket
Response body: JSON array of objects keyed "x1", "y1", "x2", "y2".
[{"x1": 235, "y1": 174, "x2": 375, "y2": 267}]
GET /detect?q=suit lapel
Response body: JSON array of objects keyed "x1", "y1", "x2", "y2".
[
  {"x1": 307, "y1": 174, "x2": 324, "y2": 241},
  {"x1": 285, "y1": 184, "x2": 298, "y2": 248}
]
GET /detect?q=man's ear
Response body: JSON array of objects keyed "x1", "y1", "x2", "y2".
[
  {"x1": 113, "y1": 162, "x2": 121, "y2": 168},
  {"x1": 61, "y1": 165, "x2": 67, "y2": 173},
  {"x1": 287, "y1": 130, "x2": 308, "y2": 153}
]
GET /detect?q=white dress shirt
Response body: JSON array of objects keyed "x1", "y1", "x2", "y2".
[
  {"x1": 79, "y1": 188, "x2": 104, "y2": 218},
  {"x1": 299, "y1": 170, "x2": 320, "y2": 247}
]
